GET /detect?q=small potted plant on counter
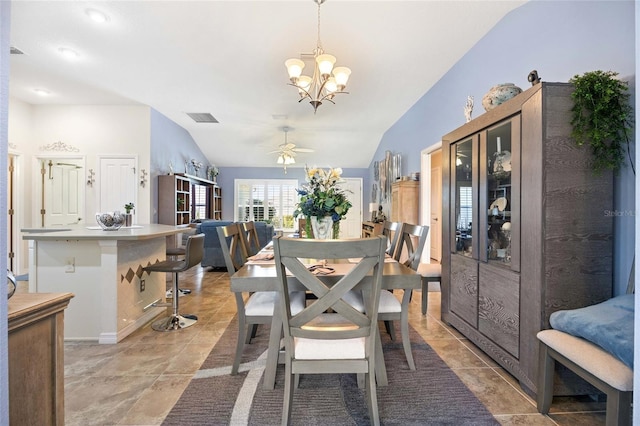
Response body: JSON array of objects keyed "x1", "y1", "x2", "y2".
[{"x1": 124, "y1": 202, "x2": 134, "y2": 227}]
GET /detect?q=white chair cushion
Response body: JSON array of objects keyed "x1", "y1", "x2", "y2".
[
  {"x1": 342, "y1": 290, "x2": 401, "y2": 314},
  {"x1": 537, "y1": 329, "x2": 633, "y2": 392},
  {"x1": 378, "y1": 290, "x2": 401, "y2": 313},
  {"x1": 417, "y1": 262, "x2": 441, "y2": 278},
  {"x1": 294, "y1": 314, "x2": 366, "y2": 360},
  {"x1": 245, "y1": 291, "x2": 306, "y2": 316}
]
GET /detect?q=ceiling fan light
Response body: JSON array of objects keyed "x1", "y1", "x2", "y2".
[
  {"x1": 285, "y1": 58, "x2": 305, "y2": 81},
  {"x1": 284, "y1": 155, "x2": 295, "y2": 165},
  {"x1": 333, "y1": 66, "x2": 351, "y2": 88},
  {"x1": 277, "y1": 155, "x2": 284, "y2": 164},
  {"x1": 316, "y1": 54, "x2": 336, "y2": 77}
]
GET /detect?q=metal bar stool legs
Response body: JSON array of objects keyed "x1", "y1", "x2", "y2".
[
  {"x1": 143, "y1": 234, "x2": 204, "y2": 332},
  {"x1": 151, "y1": 269, "x2": 197, "y2": 331}
]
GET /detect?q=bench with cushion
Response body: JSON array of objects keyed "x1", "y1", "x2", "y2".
[{"x1": 537, "y1": 294, "x2": 634, "y2": 426}]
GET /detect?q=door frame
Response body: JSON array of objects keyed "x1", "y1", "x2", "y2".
[
  {"x1": 7, "y1": 150, "x2": 25, "y2": 275},
  {"x1": 420, "y1": 141, "x2": 442, "y2": 263}
]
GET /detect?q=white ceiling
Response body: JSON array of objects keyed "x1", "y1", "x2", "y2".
[{"x1": 9, "y1": 1, "x2": 525, "y2": 169}]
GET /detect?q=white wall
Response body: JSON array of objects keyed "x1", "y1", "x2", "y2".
[{"x1": 8, "y1": 101, "x2": 152, "y2": 272}]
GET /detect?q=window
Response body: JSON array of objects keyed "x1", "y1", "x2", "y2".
[
  {"x1": 192, "y1": 184, "x2": 208, "y2": 220},
  {"x1": 457, "y1": 186, "x2": 472, "y2": 231},
  {"x1": 235, "y1": 179, "x2": 298, "y2": 230}
]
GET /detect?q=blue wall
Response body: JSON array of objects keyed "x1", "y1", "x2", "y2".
[
  {"x1": 216, "y1": 166, "x2": 368, "y2": 220},
  {"x1": 371, "y1": 0, "x2": 635, "y2": 295},
  {"x1": 149, "y1": 108, "x2": 211, "y2": 222}
]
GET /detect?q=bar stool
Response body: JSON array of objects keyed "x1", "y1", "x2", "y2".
[
  {"x1": 144, "y1": 233, "x2": 204, "y2": 331},
  {"x1": 166, "y1": 246, "x2": 191, "y2": 297}
]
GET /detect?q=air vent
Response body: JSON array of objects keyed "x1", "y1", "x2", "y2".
[
  {"x1": 10, "y1": 46, "x2": 25, "y2": 55},
  {"x1": 186, "y1": 113, "x2": 219, "y2": 123}
]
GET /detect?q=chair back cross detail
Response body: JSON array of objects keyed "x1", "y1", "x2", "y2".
[{"x1": 272, "y1": 236, "x2": 387, "y2": 426}]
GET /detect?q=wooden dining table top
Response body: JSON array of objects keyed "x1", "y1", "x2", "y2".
[{"x1": 230, "y1": 255, "x2": 421, "y2": 292}]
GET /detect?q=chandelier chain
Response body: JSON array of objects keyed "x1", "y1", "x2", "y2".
[{"x1": 316, "y1": 0, "x2": 323, "y2": 53}]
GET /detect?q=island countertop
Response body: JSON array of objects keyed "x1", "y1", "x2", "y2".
[{"x1": 22, "y1": 223, "x2": 186, "y2": 241}]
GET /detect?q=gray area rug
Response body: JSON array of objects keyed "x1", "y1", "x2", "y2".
[{"x1": 163, "y1": 318, "x2": 498, "y2": 425}]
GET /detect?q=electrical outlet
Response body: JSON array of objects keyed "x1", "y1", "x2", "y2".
[
  {"x1": 139, "y1": 279, "x2": 145, "y2": 292},
  {"x1": 65, "y1": 257, "x2": 75, "y2": 273}
]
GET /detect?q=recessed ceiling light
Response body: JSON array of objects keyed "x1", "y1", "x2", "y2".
[
  {"x1": 58, "y1": 47, "x2": 79, "y2": 60},
  {"x1": 34, "y1": 89, "x2": 50, "y2": 96},
  {"x1": 85, "y1": 8, "x2": 109, "y2": 23}
]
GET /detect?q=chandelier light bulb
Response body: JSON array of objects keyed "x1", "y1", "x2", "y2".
[
  {"x1": 333, "y1": 67, "x2": 351, "y2": 88},
  {"x1": 316, "y1": 54, "x2": 336, "y2": 77},
  {"x1": 325, "y1": 77, "x2": 337, "y2": 93},
  {"x1": 284, "y1": 0, "x2": 350, "y2": 113},
  {"x1": 285, "y1": 58, "x2": 305, "y2": 81}
]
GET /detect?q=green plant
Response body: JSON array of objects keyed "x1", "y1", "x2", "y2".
[
  {"x1": 124, "y1": 202, "x2": 135, "y2": 214},
  {"x1": 294, "y1": 167, "x2": 352, "y2": 238},
  {"x1": 569, "y1": 70, "x2": 634, "y2": 174}
]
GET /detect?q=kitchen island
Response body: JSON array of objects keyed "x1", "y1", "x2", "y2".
[{"x1": 23, "y1": 224, "x2": 186, "y2": 343}]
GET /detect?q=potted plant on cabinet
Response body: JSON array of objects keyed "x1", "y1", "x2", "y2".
[{"x1": 124, "y1": 202, "x2": 134, "y2": 227}]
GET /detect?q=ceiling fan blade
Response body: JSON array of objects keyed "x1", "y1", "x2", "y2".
[{"x1": 294, "y1": 148, "x2": 315, "y2": 153}]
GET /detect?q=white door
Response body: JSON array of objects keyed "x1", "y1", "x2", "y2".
[
  {"x1": 430, "y1": 165, "x2": 442, "y2": 261},
  {"x1": 44, "y1": 159, "x2": 85, "y2": 226},
  {"x1": 100, "y1": 157, "x2": 137, "y2": 214},
  {"x1": 337, "y1": 178, "x2": 362, "y2": 239}
]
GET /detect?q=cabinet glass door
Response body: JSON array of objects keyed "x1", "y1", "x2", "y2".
[
  {"x1": 486, "y1": 122, "x2": 512, "y2": 265},
  {"x1": 454, "y1": 138, "x2": 474, "y2": 257}
]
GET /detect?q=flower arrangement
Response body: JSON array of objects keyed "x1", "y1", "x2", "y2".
[{"x1": 294, "y1": 166, "x2": 352, "y2": 238}]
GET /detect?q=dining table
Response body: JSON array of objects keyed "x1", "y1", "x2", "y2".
[{"x1": 230, "y1": 241, "x2": 422, "y2": 390}]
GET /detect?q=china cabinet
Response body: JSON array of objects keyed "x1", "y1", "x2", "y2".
[{"x1": 442, "y1": 83, "x2": 613, "y2": 395}]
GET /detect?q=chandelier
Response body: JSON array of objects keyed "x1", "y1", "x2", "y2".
[{"x1": 285, "y1": 0, "x2": 351, "y2": 113}]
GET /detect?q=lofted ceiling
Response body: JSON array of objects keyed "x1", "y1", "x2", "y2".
[{"x1": 9, "y1": 1, "x2": 525, "y2": 169}]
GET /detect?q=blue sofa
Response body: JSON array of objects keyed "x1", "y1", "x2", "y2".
[{"x1": 195, "y1": 220, "x2": 274, "y2": 269}]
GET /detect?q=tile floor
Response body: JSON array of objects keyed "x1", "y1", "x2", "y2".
[{"x1": 57, "y1": 265, "x2": 607, "y2": 425}]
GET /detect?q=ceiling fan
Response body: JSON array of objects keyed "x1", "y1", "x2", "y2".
[{"x1": 269, "y1": 127, "x2": 314, "y2": 173}]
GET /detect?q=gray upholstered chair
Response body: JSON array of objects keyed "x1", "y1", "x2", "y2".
[
  {"x1": 272, "y1": 236, "x2": 386, "y2": 426},
  {"x1": 142, "y1": 233, "x2": 204, "y2": 331},
  {"x1": 217, "y1": 223, "x2": 304, "y2": 375}
]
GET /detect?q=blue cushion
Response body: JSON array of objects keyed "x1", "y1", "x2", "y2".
[{"x1": 550, "y1": 294, "x2": 634, "y2": 369}]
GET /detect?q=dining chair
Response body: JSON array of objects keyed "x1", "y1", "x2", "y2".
[
  {"x1": 382, "y1": 220, "x2": 402, "y2": 258},
  {"x1": 217, "y1": 224, "x2": 305, "y2": 375},
  {"x1": 344, "y1": 223, "x2": 429, "y2": 370},
  {"x1": 273, "y1": 236, "x2": 386, "y2": 426},
  {"x1": 242, "y1": 221, "x2": 262, "y2": 256}
]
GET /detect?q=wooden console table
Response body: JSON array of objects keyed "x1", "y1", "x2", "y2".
[
  {"x1": 8, "y1": 292, "x2": 74, "y2": 426},
  {"x1": 362, "y1": 221, "x2": 383, "y2": 238}
]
